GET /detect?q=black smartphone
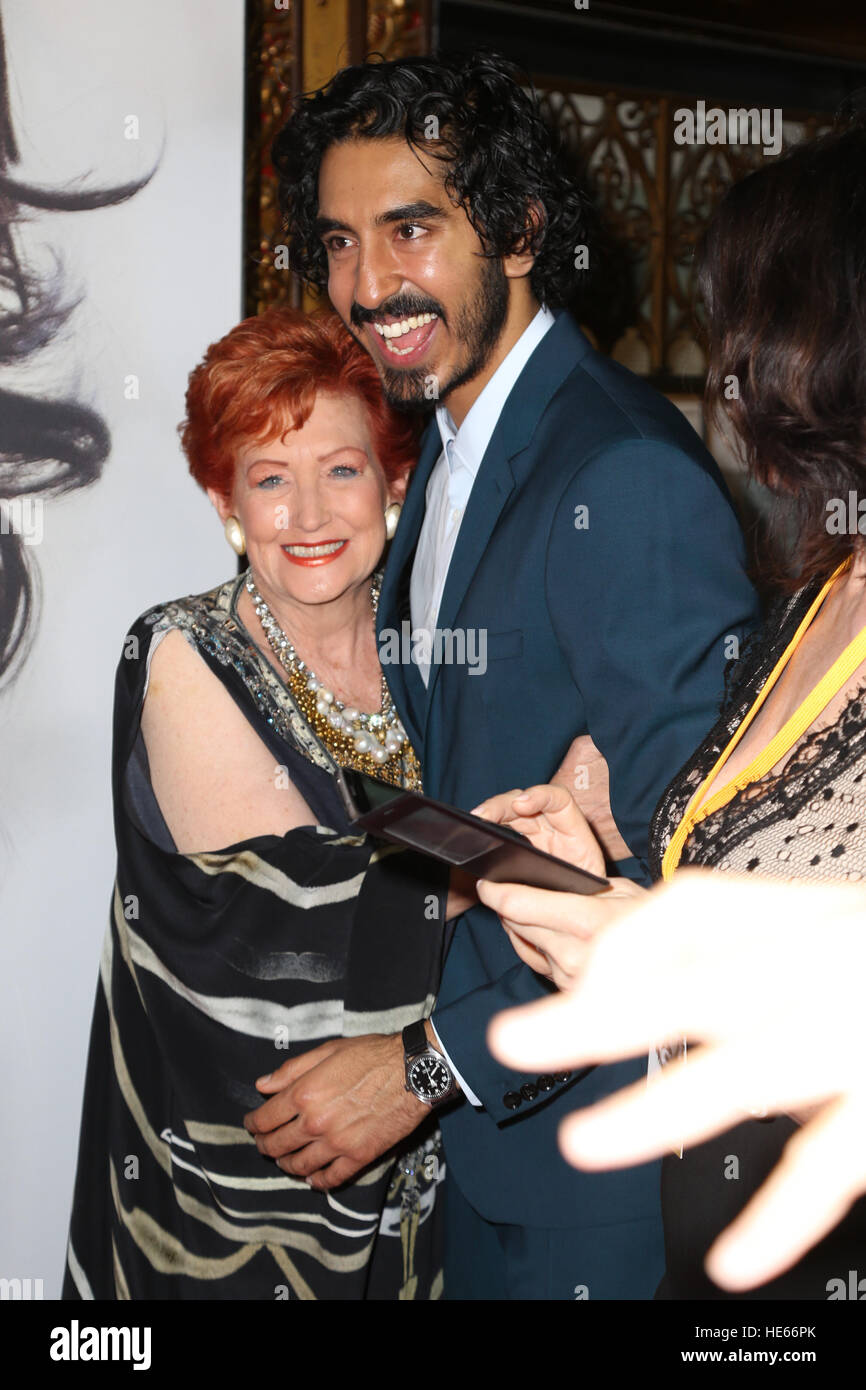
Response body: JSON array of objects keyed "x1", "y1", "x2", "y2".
[{"x1": 335, "y1": 767, "x2": 609, "y2": 896}]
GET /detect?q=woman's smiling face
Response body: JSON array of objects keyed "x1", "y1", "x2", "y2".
[{"x1": 213, "y1": 389, "x2": 402, "y2": 611}]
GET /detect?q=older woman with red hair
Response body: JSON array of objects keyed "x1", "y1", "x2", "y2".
[{"x1": 62, "y1": 308, "x2": 456, "y2": 1301}]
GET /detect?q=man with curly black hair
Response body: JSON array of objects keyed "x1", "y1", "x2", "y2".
[{"x1": 257, "y1": 49, "x2": 760, "y2": 1300}]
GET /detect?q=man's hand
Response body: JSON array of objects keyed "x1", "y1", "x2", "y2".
[
  {"x1": 244, "y1": 1032, "x2": 429, "y2": 1190},
  {"x1": 552, "y1": 732, "x2": 632, "y2": 863}
]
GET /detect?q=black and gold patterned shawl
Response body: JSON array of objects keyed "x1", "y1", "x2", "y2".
[{"x1": 62, "y1": 574, "x2": 447, "y2": 1301}]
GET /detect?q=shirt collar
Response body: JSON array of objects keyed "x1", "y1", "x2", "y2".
[{"x1": 434, "y1": 304, "x2": 556, "y2": 475}]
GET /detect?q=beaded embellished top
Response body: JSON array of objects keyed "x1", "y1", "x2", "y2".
[
  {"x1": 650, "y1": 579, "x2": 866, "y2": 885},
  {"x1": 145, "y1": 568, "x2": 422, "y2": 792}
]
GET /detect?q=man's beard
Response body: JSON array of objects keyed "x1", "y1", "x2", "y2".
[{"x1": 355, "y1": 254, "x2": 511, "y2": 414}]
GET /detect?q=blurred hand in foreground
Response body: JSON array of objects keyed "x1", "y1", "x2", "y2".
[{"x1": 487, "y1": 870, "x2": 866, "y2": 1291}]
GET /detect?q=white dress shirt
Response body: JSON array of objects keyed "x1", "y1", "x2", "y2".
[
  {"x1": 410, "y1": 305, "x2": 556, "y2": 685},
  {"x1": 410, "y1": 305, "x2": 556, "y2": 1103}
]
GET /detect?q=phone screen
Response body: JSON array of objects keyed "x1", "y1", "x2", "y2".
[{"x1": 384, "y1": 804, "x2": 504, "y2": 863}]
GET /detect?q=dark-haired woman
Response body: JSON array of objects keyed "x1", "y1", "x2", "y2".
[
  {"x1": 62, "y1": 307, "x2": 465, "y2": 1301},
  {"x1": 476, "y1": 113, "x2": 866, "y2": 1298}
]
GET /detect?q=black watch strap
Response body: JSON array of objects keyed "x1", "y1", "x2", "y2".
[{"x1": 402, "y1": 1020, "x2": 430, "y2": 1058}]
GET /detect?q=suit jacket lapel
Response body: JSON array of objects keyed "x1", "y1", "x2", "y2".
[
  {"x1": 423, "y1": 311, "x2": 592, "y2": 720},
  {"x1": 381, "y1": 311, "x2": 594, "y2": 753},
  {"x1": 378, "y1": 416, "x2": 441, "y2": 751},
  {"x1": 426, "y1": 436, "x2": 515, "y2": 698}
]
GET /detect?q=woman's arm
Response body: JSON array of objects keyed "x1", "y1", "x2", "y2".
[
  {"x1": 141, "y1": 628, "x2": 315, "y2": 850},
  {"x1": 445, "y1": 867, "x2": 477, "y2": 921}
]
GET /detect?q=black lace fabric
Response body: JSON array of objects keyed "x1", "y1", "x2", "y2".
[
  {"x1": 649, "y1": 581, "x2": 866, "y2": 884},
  {"x1": 648, "y1": 581, "x2": 866, "y2": 1299}
]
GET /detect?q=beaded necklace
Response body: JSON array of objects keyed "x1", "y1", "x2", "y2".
[{"x1": 245, "y1": 570, "x2": 421, "y2": 789}]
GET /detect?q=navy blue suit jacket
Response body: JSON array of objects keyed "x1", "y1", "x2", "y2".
[{"x1": 377, "y1": 310, "x2": 759, "y2": 1230}]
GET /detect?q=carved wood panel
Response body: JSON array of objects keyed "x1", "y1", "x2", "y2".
[
  {"x1": 244, "y1": 0, "x2": 431, "y2": 317},
  {"x1": 537, "y1": 83, "x2": 832, "y2": 382}
]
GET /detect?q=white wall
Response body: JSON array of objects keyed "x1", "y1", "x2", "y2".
[{"x1": 0, "y1": 0, "x2": 245, "y2": 1296}]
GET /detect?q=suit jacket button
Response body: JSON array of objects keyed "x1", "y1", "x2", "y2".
[
  {"x1": 537, "y1": 1074, "x2": 555, "y2": 1091},
  {"x1": 520, "y1": 1082, "x2": 539, "y2": 1102},
  {"x1": 554, "y1": 1071, "x2": 571, "y2": 1083},
  {"x1": 503, "y1": 1091, "x2": 522, "y2": 1110}
]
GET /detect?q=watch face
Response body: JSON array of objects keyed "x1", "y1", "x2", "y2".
[{"x1": 408, "y1": 1053, "x2": 452, "y2": 1101}]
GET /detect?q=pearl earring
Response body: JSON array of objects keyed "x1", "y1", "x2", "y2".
[
  {"x1": 224, "y1": 515, "x2": 246, "y2": 555},
  {"x1": 384, "y1": 503, "x2": 402, "y2": 540}
]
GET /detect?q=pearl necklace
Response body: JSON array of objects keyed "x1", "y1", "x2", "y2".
[{"x1": 245, "y1": 571, "x2": 420, "y2": 786}]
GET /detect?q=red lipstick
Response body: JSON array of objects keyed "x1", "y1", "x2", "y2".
[{"x1": 281, "y1": 539, "x2": 349, "y2": 567}]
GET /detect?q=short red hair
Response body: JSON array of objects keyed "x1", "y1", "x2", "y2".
[{"x1": 179, "y1": 306, "x2": 422, "y2": 500}]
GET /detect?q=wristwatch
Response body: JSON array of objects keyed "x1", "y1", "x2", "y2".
[{"x1": 402, "y1": 1020, "x2": 456, "y2": 1106}]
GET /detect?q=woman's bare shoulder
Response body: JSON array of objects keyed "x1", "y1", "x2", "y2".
[
  {"x1": 140, "y1": 629, "x2": 314, "y2": 850},
  {"x1": 140, "y1": 629, "x2": 253, "y2": 772},
  {"x1": 136, "y1": 573, "x2": 242, "y2": 724},
  {"x1": 144, "y1": 625, "x2": 219, "y2": 702}
]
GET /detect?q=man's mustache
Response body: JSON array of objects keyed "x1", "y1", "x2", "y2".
[{"x1": 351, "y1": 298, "x2": 446, "y2": 328}]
